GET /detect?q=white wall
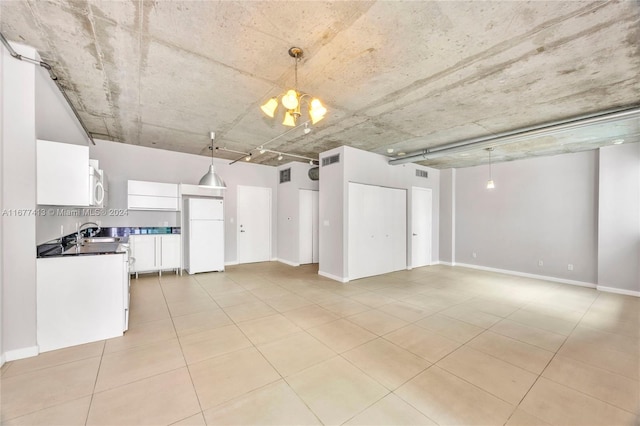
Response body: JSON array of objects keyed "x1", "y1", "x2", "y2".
[
  {"x1": 598, "y1": 143, "x2": 640, "y2": 294},
  {"x1": 1, "y1": 43, "x2": 39, "y2": 361},
  {"x1": 453, "y1": 150, "x2": 599, "y2": 285},
  {"x1": 276, "y1": 162, "x2": 319, "y2": 266},
  {"x1": 319, "y1": 146, "x2": 440, "y2": 282},
  {"x1": 439, "y1": 169, "x2": 455, "y2": 264},
  {"x1": 89, "y1": 140, "x2": 278, "y2": 264},
  {"x1": 0, "y1": 34, "x2": 4, "y2": 365}
]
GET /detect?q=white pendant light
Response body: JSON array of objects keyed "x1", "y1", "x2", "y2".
[
  {"x1": 199, "y1": 132, "x2": 226, "y2": 188},
  {"x1": 486, "y1": 147, "x2": 495, "y2": 190}
]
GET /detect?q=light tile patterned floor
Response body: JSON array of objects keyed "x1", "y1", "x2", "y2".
[{"x1": 1, "y1": 263, "x2": 639, "y2": 425}]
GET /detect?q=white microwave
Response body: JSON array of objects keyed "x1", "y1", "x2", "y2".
[{"x1": 88, "y1": 165, "x2": 105, "y2": 207}]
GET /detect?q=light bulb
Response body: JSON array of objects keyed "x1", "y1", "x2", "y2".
[
  {"x1": 309, "y1": 98, "x2": 327, "y2": 124},
  {"x1": 303, "y1": 123, "x2": 311, "y2": 134},
  {"x1": 309, "y1": 160, "x2": 313, "y2": 165},
  {"x1": 281, "y1": 90, "x2": 299, "y2": 110},
  {"x1": 245, "y1": 154, "x2": 251, "y2": 162},
  {"x1": 260, "y1": 98, "x2": 278, "y2": 118},
  {"x1": 277, "y1": 153, "x2": 283, "y2": 161},
  {"x1": 282, "y1": 111, "x2": 296, "y2": 127},
  {"x1": 486, "y1": 179, "x2": 495, "y2": 189},
  {"x1": 259, "y1": 146, "x2": 266, "y2": 154}
]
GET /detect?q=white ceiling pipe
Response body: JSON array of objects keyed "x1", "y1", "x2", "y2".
[{"x1": 389, "y1": 105, "x2": 640, "y2": 165}]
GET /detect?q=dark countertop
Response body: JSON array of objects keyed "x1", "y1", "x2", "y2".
[{"x1": 37, "y1": 226, "x2": 180, "y2": 258}]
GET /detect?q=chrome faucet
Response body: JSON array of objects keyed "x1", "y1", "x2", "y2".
[{"x1": 77, "y1": 222, "x2": 101, "y2": 244}]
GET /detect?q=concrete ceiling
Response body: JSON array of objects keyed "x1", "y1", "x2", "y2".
[{"x1": 1, "y1": 0, "x2": 639, "y2": 168}]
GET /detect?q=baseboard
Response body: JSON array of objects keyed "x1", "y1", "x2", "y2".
[
  {"x1": 438, "y1": 261, "x2": 455, "y2": 266},
  {"x1": 224, "y1": 261, "x2": 239, "y2": 266},
  {"x1": 596, "y1": 285, "x2": 640, "y2": 297},
  {"x1": 318, "y1": 270, "x2": 349, "y2": 283},
  {"x1": 4, "y1": 345, "x2": 39, "y2": 362},
  {"x1": 455, "y1": 263, "x2": 597, "y2": 289},
  {"x1": 276, "y1": 258, "x2": 300, "y2": 267}
]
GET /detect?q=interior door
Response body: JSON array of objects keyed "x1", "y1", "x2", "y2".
[
  {"x1": 299, "y1": 189, "x2": 319, "y2": 264},
  {"x1": 411, "y1": 187, "x2": 433, "y2": 268},
  {"x1": 237, "y1": 185, "x2": 272, "y2": 264}
]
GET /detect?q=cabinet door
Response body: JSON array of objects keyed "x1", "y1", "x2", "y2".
[
  {"x1": 37, "y1": 140, "x2": 89, "y2": 206},
  {"x1": 160, "y1": 235, "x2": 181, "y2": 269},
  {"x1": 130, "y1": 235, "x2": 157, "y2": 272}
]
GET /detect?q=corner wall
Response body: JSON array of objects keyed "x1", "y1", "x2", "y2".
[
  {"x1": 276, "y1": 162, "x2": 319, "y2": 266},
  {"x1": 453, "y1": 150, "x2": 599, "y2": 285},
  {"x1": 598, "y1": 143, "x2": 640, "y2": 295},
  {"x1": 319, "y1": 146, "x2": 440, "y2": 282},
  {"x1": 1, "y1": 43, "x2": 39, "y2": 361}
]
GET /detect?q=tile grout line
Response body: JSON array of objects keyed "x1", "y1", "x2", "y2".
[
  {"x1": 158, "y1": 273, "x2": 206, "y2": 422},
  {"x1": 502, "y1": 288, "x2": 603, "y2": 424}
]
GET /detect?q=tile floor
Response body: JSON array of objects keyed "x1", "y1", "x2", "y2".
[{"x1": 1, "y1": 263, "x2": 639, "y2": 425}]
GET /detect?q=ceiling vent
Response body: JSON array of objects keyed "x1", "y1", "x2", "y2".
[
  {"x1": 416, "y1": 169, "x2": 429, "y2": 179},
  {"x1": 279, "y1": 168, "x2": 291, "y2": 184},
  {"x1": 322, "y1": 154, "x2": 340, "y2": 167}
]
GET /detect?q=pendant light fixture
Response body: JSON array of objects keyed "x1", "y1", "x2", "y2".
[
  {"x1": 260, "y1": 47, "x2": 327, "y2": 127},
  {"x1": 486, "y1": 147, "x2": 495, "y2": 189},
  {"x1": 198, "y1": 132, "x2": 226, "y2": 188}
]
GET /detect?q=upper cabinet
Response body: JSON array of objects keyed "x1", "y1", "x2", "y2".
[
  {"x1": 127, "y1": 180, "x2": 179, "y2": 211},
  {"x1": 37, "y1": 139, "x2": 90, "y2": 206}
]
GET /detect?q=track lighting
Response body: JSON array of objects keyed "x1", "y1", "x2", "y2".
[{"x1": 278, "y1": 153, "x2": 283, "y2": 161}]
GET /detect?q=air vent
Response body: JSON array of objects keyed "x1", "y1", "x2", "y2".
[
  {"x1": 416, "y1": 169, "x2": 429, "y2": 179},
  {"x1": 322, "y1": 154, "x2": 340, "y2": 167},
  {"x1": 279, "y1": 168, "x2": 291, "y2": 184}
]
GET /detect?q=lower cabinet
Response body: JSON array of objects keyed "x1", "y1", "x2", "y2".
[
  {"x1": 37, "y1": 254, "x2": 128, "y2": 353},
  {"x1": 130, "y1": 234, "x2": 181, "y2": 276}
]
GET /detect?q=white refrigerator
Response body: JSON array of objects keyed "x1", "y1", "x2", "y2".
[{"x1": 185, "y1": 198, "x2": 225, "y2": 274}]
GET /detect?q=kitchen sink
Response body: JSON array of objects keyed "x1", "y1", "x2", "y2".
[{"x1": 81, "y1": 236, "x2": 124, "y2": 244}]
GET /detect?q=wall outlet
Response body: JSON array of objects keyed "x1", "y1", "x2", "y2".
[
  {"x1": 538, "y1": 260, "x2": 544, "y2": 267},
  {"x1": 568, "y1": 264, "x2": 574, "y2": 271},
  {"x1": 472, "y1": 252, "x2": 477, "y2": 258}
]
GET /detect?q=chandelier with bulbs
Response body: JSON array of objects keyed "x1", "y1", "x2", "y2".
[{"x1": 260, "y1": 47, "x2": 327, "y2": 127}]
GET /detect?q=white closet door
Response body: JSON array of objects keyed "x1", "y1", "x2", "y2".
[
  {"x1": 237, "y1": 185, "x2": 272, "y2": 264},
  {"x1": 348, "y1": 183, "x2": 407, "y2": 280},
  {"x1": 299, "y1": 189, "x2": 319, "y2": 265}
]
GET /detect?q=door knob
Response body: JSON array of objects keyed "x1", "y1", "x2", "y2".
[{"x1": 240, "y1": 230, "x2": 245, "y2": 233}]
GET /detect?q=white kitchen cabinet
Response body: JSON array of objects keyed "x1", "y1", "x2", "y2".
[
  {"x1": 130, "y1": 234, "x2": 181, "y2": 276},
  {"x1": 37, "y1": 139, "x2": 90, "y2": 206},
  {"x1": 37, "y1": 253, "x2": 127, "y2": 353},
  {"x1": 127, "y1": 180, "x2": 179, "y2": 211}
]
